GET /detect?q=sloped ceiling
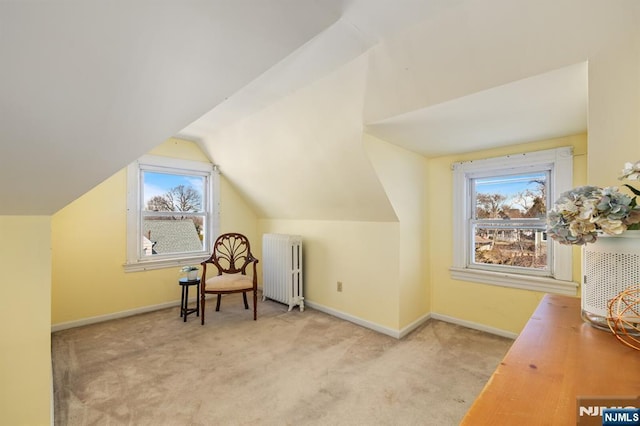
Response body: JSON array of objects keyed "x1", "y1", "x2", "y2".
[
  {"x1": 181, "y1": 0, "x2": 589, "y2": 221},
  {"x1": 0, "y1": 0, "x2": 590, "y2": 219},
  {"x1": 193, "y1": 55, "x2": 401, "y2": 222},
  {"x1": 365, "y1": 62, "x2": 588, "y2": 157},
  {"x1": 0, "y1": 0, "x2": 459, "y2": 216},
  {"x1": 0, "y1": 0, "x2": 345, "y2": 214}
]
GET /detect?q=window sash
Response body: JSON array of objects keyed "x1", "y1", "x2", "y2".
[
  {"x1": 468, "y1": 167, "x2": 551, "y2": 274},
  {"x1": 471, "y1": 170, "x2": 550, "y2": 221},
  {"x1": 125, "y1": 155, "x2": 219, "y2": 272},
  {"x1": 471, "y1": 219, "x2": 547, "y2": 228},
  {"x1": 141, "y1": 211, "x2": 206, "y2": 218},
  {"x1": 469, "y1": 221, "x2": 551, "y2": 276},
  {"x1": 140, "y1": 214, "x2": 208, "y2": 258}
]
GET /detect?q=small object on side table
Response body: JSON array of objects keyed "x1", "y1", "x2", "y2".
[{"x1": 178, "y1": 277, "x2": 200, "y2": 322}]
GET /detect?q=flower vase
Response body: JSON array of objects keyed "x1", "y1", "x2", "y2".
[
  {"x1": 187, "y1": 270, "x2": 198, "y2": 281},
  {"x1": 582, "y1": 230, "x2": 640, "y2": 334}
]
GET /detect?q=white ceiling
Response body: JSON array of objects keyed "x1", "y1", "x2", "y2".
[
  {"x1": 0, "y1": 0, "x2": 591, "y2": 217},
  {"x1": 178, "y1": 0, "x2": 464, "y2": 139},
  {"x1": 0, "y1": 0, "x2": 345, "y2": 214},
  {"x1": 365, "y1": 62, "x2": 588, "y2": 157}
]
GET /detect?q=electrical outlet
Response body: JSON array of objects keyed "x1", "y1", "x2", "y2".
[{"x1": 337, "y1": 281, "x2": 343, "y2": 292}]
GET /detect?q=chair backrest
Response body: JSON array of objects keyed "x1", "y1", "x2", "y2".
[{"x1": 205, "y1": 233, "x2": 255, "y2": 275}]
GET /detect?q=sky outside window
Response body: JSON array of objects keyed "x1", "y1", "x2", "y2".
[
  {"x1": 475, "y1": 171, "x2": 546, "y2": 212},
  {"x1": 143, "y1": 171, "x2": 204, "y2": 209}
]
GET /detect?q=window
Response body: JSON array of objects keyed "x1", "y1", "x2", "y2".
[
  {"x1": 125, "y1": 155, "x2": 220, "y2": 272},
  {"x1": 471, "y1": 171, "x2": 549, "y2": 274},
  {"x1": 450, "y1": 147, "x2": 577, "y2": 295}
]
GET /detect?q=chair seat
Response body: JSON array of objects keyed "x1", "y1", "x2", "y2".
[{"x1": 205, "y1": 274, "x2": 254, "y2": 292}]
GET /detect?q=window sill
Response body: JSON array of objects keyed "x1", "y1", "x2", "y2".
[
  {"x1": 449, "y1": 267, "x2": 578, "y2": 296},
  {"x1": 124, "y1": 256, "x2": 208, "y2": 273}
]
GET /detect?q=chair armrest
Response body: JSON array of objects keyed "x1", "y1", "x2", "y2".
[{"x1": 248, "y1": 255, "x2": 259, "y2": 285}]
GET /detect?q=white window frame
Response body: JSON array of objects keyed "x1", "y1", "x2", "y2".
[
  {"x1": 124, "y1": 155, "x2": 220, "y2": 272},
  {"x1": 450, "y1": 146, "x2": 577, "y2": 295}
]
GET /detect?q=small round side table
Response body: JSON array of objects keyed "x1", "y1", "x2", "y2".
[{"x1": 178, "y1": 277, "x2": 200, "y2": 322}]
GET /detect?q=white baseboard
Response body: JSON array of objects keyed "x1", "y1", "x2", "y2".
[
  {"x1": 305, "y1": 301, "x2": 517, "y2": 340},
  {"x1": 430, "y1": 312, "x2": 518, "y2": 339},
  {"x1": 51, "y1": 293, "x2": 252, "y2": 333},
  {"x1": 52, "y1": 296, "x2": 518, "y2": 341},
  {"x1": 51, "y1": 299, "x2": 183, "y2": 332},
  {"x1": 398, "y1": 312, "x2": 432, "y2": 339},
  {"x1": 305, "y1": 301, "x2": 405, "y2": 339}
]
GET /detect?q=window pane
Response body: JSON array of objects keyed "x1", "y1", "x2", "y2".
[
  {"x1": 143, "y1": 171, "x2": 204, "y2": 212},
  {"x1": 141, "y1": 217, "x2": 205, "y2": 256},
  {"x1": 474, "y1": 172, "x2": 547, "y2": 219},
  {"x1": 473, "y1": 226, "x2": 548, "y2": 270}
]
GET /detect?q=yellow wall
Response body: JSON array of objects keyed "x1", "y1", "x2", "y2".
[
  {"x1": 52, "y1": 134, "x2": 587, "y2": 336},
  {"x1": 257, "y1": 134, "x2": 430, "y2": 333},
  {"x1": 586, "y1": 29, "x2": 640, "y2": 185},
  {"x1": 428, "y1": 134, "x2": 587, "y2": 334},
  {"x1": 0, "y1": 216, "x2": 52, "y2": 425},
  {"x1": 51, "y1": 139, "x2": 259, "y2": 326},
  {"x1": 258, "y1": 219, "x2": 401, "y2": 329},
  {"x1": 220, "y1": 175, "x2": 261, "y2": 262},
  {"x1": 364, "y1": 134, "x2": 430, "y2": 328}
]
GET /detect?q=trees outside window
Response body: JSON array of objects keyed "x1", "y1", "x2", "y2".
[{"x1": 471, "y1": 171, "x2": 549, "y2": 271}]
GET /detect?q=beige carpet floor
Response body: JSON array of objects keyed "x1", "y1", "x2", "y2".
[{"x1": 52, "y1": 294, "x2": 512, "y2": 426}]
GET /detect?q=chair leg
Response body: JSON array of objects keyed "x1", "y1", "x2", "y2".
[
  {"x1": 253, "y1": 289, "x2": 257, "y2": 320},
  {"x1": 201, "y1": 292, "x2": 205, "y2": 325},
  {"x1": 243, "y1": 292, "x2": 249, "y2": 309},
  {"x1": 216, "y1": 294, "x2": 222, "y2": 311}
]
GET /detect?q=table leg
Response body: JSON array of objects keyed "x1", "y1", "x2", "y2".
[
  {"x1": 196, "y1": 282, "x2": 200, "y2": 317},
  {"x1": 180, "y1": 285, "x2": 185, "y2": 318},
  {"x1": 183, "y1": 284, "x2": 189, "y2": 322}
]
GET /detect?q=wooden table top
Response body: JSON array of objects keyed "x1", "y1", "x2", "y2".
[{"x1": 461, "y1": 293, "x2": 640, "y2": 425}]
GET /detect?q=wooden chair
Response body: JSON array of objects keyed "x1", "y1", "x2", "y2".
[{"x1": 200, "y1": 233, "x2": 259, "y2": 325}]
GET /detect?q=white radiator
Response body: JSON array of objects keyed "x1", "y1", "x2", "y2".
[{"x1": 262, "y1": 233, "x2": 304, "y2": 312}]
